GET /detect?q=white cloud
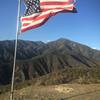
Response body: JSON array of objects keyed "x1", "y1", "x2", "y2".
[
  {"x1": 43, "y1": 40, "x2": 51, "y2": 43},
  {"x1": 93, "y1": 47, "x2": 97, "y2": 49},
  {"x1": 47, "y1": 40, "x2": 50, "y2": 42}
]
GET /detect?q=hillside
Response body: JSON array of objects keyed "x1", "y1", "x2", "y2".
[
  {"x1": 0, "y1": 38, "x2": 100, "y2": 85},
  {"x1": 0, "y1": 84, "x2": 100, "y2": 100}
]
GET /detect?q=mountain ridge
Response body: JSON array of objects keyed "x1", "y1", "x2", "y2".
[{"x1": 0, "y1": 38, "x2": 100, "y2": 85}]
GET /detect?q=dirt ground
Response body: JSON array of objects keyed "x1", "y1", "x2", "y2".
[{"x1": 0, "y1": 84, "x2": 100, "y2": 100}]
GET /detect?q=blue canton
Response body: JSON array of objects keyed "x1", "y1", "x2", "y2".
[{"x1": 24, "y1": 0, "x2": 41, "y2": 16}]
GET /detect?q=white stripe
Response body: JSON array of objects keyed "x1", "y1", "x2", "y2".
[
  {"x1": 40, "y1": 0, "x2": 69, "y2": 2},
  {"x1": 21, "y1": 13, "x2": 40, "y2": 19},
  {"x1": 41, "y1": 4, "x2": 74, "y2": 9},
  {"x1": 21, "y1": 20, "x2": 33, "y2": 24},
  {"x1": 49, "y1": 9, "x2": 64, "y2": 13},
  {"x1": 22, "y1": 18, "x2": 46, "y2": 29}
]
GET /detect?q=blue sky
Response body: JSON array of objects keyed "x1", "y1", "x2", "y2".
[{"x1": 0, "y1": 0, "x2": 100, "y2": 50}]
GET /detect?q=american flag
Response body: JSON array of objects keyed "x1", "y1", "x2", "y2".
[{"x1": 21, "y1": 0, "x2": 76, "y2": 32}]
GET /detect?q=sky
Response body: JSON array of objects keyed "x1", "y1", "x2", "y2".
[{"x1": 0, "y1": 0, "x2": 100, "y2": 50}]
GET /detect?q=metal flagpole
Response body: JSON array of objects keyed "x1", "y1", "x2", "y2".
[{"x1": 10, "y1": 0, "x2": 21, "y2": 100}]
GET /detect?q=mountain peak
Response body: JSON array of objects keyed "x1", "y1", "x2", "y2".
[{"x1": 55, "y1": 38, "x2": 71, "y2": 42}]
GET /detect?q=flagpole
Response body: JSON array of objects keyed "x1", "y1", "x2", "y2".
[{"x1": 10, "y1": 0, "x2": 21, "y2": 100}]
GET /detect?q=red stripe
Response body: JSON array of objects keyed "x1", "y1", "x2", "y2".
[
  {"x1": 22, "y1": 12, "x2": 50, "y2": 21},
  {"x1": 41, "y1": 6, "x2": 73, "y2": 11},
  {"x1": 21, "y1": 16, "x2": 50, "y2": 32},
  {"x1": 40, "y1": 2, "x2": 69, "y2": 6},
  {"x1": 22, "y1": 23, "x2": 30, "y2": 26}
]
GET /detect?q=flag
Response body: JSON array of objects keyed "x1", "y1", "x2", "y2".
[{"x1": 21, "y1": 0, "x2": 76, "y2": 32}]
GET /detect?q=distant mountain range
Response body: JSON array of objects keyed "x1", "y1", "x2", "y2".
[{"x1": 0, "y1": 38, "x2": 100, "y2": 85}]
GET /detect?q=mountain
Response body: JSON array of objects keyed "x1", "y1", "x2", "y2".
[{"x1": 0, "y1": 38, "x2": 100, "y2": 85}]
